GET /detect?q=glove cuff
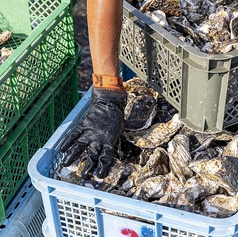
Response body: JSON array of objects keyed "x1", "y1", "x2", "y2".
[{"x1": 92, "y1": 73, "x2": 124, "y2": 91}]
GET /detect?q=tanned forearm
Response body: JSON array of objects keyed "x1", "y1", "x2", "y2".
[{"x1": 87, "y1": 0, "x2": 123, "y2": 78}]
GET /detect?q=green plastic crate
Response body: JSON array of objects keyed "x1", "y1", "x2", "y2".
[
  {"x1": 120, "y1": 1, "x2": 238, "y2": 132},
  {"x1": 0, "y1": 47, "x2": 81, "y2": 224},
  {"x1": 0, "y1": 0, "x2": 76, "y2": 141}
]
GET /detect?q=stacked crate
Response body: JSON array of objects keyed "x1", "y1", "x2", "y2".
[{"x1": 0, "y1": 0, "x2": 81, "y2": 226}]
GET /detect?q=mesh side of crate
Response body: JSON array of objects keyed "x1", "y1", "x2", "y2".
[
  {"x1": 29, "y1": 0, "x2": 61, "y2": 29},
  {"x1": 120, "y1": 15, "x2": 182, "y2": 111},
  {"x1": 0, "y1": 0, "x2": 75, "y2": 140},
  {"x1": 58, "y1": 199, "x2": 98, "y2": 237},
  {"x1": 0, "y1": 59, "x2": 79, "y2": 222},
  {"x1": 55, "y1": 197, "x2": 208, "y2": 237}
]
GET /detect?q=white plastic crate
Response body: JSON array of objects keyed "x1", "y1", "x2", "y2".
[
  {"x1": 28, "y1": 89, "x2": 238, "y2": 237},
  {"x1": 0, "y1": 178, "x2": 45, "y2": 237}
]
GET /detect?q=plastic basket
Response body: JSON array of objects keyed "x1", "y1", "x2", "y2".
[
  {"x1": 119, "y1": 1, "x2": 238, "y2": 132},
  {"x1": 0, "y1": 47, "x2": 81, "y2": 224},
  {"x1": 0, "y1": 178, "x2": 45, "y2": 237},
  {"x1": 0, "y1": 0, "x2": 76, "y2": 140},
  {"x1": 28, "y1": 90, "x2": 238, "y2": 237}
]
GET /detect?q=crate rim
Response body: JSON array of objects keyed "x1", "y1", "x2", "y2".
[{"x1": 28, "y1": 89, "x2": 238, "y2": 234}]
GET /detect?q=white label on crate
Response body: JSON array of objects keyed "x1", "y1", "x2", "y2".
[{"x1": 102, "y1": 213, "x2": 155, "y2": 237}]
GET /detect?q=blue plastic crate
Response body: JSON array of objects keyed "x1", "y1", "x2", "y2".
[{"x1": 28, "y1": 89, "x2": 238, "y2": 237}]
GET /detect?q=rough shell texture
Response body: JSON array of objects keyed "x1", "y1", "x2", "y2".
[
  {"x1": 123, "y1": 113, "x2": 182, "y2": 148},
  {"x1": 201, "y1": 194, "x2": 238, "y2": 218},
  {"x1": 124, "y1": 77, "x2": 159, "y2": 131},
  {"x1": 168, "y1": 134, "x2": 193, "y2": 184},
  {"x1": 189, "y1": 156, "x2": 238, "y2": 196}
]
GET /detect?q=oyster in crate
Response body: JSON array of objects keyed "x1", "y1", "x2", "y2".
[
  {"x1": 222, "y1": 134, "x2": 238, "y2": 158},
  {"x1": 123, "y1": 113, "x2": 182, "y2": 148},
  {"x1": 184, "y1": 175, "x2": 220, "y2": 200},
  {"x1": 124, "y1": 77, "x2": 159, "y2": 131},
  {"x1": 0, "y1": 31, "x2": 11, "y2": 45},
  {"x1": 154, "y1": 187, "x2": 195, "y2": 212},
  {"x1": 121, "y1": 146, "x2": 170, "y2": 191},
  {"x1": 189, "y1": 156, "x2": 238, "y2": 196},
  {"x1": 0, "y1": 47, "x2": 13, "y2": 65},
  {"x1": 201, "y1": 194, "x2": 238, "y2": 218},
  {"x1": 168, "y1": 134, "x2": 193, "y2": 184},
  {"x1": 132, "y1": 172, "x2": 182, "y2": 200}
]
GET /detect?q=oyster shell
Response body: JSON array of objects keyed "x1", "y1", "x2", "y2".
[
  {"x1": 124, "y1": 77, "x2": 159, "y2": 131},
  {"x1": 184, "y1": 175, "x2": 220, "y2": 200},
  {"x1": 222, "y1": 134, "x2": 238, "y2": 157},
  {"x1": 0, "y1": 47, "x2": 13, "y2": 66},
  {"x1": 189, "y1": 156, "x2": 238, "y2": 196},
  {"x1": 122, "y1": 147, "x2": 169, "y2": 191},
  {"x1": 123, "y1": 113, "x2": 182, "y2": 148},
  {"x1": 154, "y1": 188, "x2": 195, "y2": 212},
  {"x1": 230, "y1": 11, "x2": 238, "y2": 39},
  {"x1": 168, "y1": 134, "x2": 193, "y2": 184},
  {"x1": 127, "y1": 0, "x2": 238, "y2": 54},
  {"x1": 132, "y1": 172, "x2": 182, "y2": 200},
  {"x1": 201, "y1": 194, "x2": 238, "y2": 218},
  {"x1": 53, "y1": 161, "x2": 81, "y2": 184},
  {"x1": 0, "y1": 31, "x2": 11, "y2": 45}
]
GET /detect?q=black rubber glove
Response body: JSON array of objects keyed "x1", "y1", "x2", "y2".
[{"x1": 60, "y1": 87, "x2": 126, "y2": 179}]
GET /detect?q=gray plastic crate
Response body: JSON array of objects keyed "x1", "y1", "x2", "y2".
[
  {"x1": 0, "y1": 178, "x2": 45, "y2": 237},
  {"x1": 119, "y1": 1, "x2": 238, "y2": 132}
]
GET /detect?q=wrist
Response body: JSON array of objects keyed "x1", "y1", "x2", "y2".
[{"x1": 92, "y1": 73, "x2": 124, "y2": 91}]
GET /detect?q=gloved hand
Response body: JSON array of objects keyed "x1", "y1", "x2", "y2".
[{"x1": 60, "y1": 74, "x2": 126, "y2": 179}]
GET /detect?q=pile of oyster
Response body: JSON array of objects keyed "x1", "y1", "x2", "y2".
[
  {"x1": 126, "y1": 0, "x2": 238, "y2": 54},
  {"x1": 55, "y1": 77, "x2": 238, "y2": 219},
  {"x1": 0, "y1": 31, "x2": 13, "y2": 65}
]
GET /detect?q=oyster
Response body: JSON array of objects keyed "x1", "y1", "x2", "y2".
[
  {"x1": 153, "y1": 97, "x2": 178, "y2": 123},
  {"x1": 168, "y1": 134, "x2": 193, "y2": 184},
  {"x1": 98, "y1": 159, "x2": 126, "y2": 192},
  {"x1": 124, "y1": 77, "x2": 159, "y2": 131},
  {"x1": 230, "y1": 11, "x2": 238, "y2": 39},
  {"x1": 184, "y1": 175, "x2": 220, "y2": 200},
  {"x1": 0, "y1": 47, "x2": 13, "y2": 65},
  {"x1": 140, "y1": 0, "x2": 182, "y2": 16},
  {"x1": 222, "y1": 134, "x2": 238, "y2": 157},
  {"x1": 132, "y1": 172, "x2": 182, "y2": 200},
  {"x1": 122, "y1": 147, "x2": 169, "y2": 191},
  {"x1": 0, "y1": 31, "x2": 11, "y2": 45},
  {"x1": 189, "y1": 156, "x2": 238, "y2": 196},
  {"x1": 154, "y1": 188, "x2": 195, "y2": 212},
  {"x1": 192, "y1": 147, "x2": 223, "y2": 162},
  {"x1": 150, "y1": 10, "x2": 169, "y2": 27},
  {"x1": 123, "y1": 113, "x2": 182, "y2": 148},
  {"x1": 201, "y1": 194, "x2": 238, "y2": 218},
  {"x1": 53, "y1": 160, "x2": 81, "y2": 184}
]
